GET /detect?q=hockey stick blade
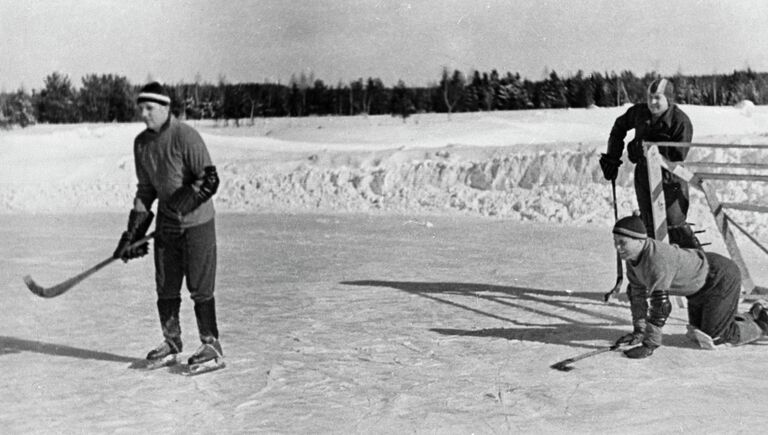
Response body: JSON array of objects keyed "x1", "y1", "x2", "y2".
[
  {"x1": 550, "y1": 344, "x2": 620, "y2": 372},
  {"x1": 24, "y1": 232, "x2": 155, "y2": 298}
]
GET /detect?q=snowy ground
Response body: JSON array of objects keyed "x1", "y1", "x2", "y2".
[{"x1": 3, "y1": 106, "x2": 768, "y2": 433}]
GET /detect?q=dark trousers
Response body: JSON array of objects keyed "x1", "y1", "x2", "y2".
[
  {"x1": 154, "y1": 218, "x2": 217, "y2": 303},
  {"x1": 634, "y1": 164, "x2": 690, "y2": 236},
  {"x1": 687, "y1": 253, "x2": 760, "y2": 345}
]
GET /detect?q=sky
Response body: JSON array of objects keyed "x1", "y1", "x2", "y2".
[{"x1": 2, "y1": 0, "x2": 768, "y2": 91}]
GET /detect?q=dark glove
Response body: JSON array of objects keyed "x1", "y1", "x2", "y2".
[
  {"x1": 615, "y1": 331, "x2": 644, "y2": 346},
  {"x1": 114, "y1": 210, "x2": 154, "y2": 261},
  {"x1": 627, "y1": 138, "x2": 644, "y2": 163},
  {"x1": 599, "y1": 153, "x2": 623, "y2": 181},
  {"x1": 624, "y1": 344, "x2": 657, "y2": 359},
  {"x1": 166, "y1": 166, "x2": 220, "y2": 218}
]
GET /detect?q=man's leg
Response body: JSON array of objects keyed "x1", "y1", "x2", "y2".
[
  {"x1": 149, "y1": 224, "x2": 185, "y2": 359},
  {"x1": 697, "y1": 253, "x2": 762, "y2": 345},
  {"x1": 633, "y1": 164, "x2": 654, "y2": 237},
  {"x1": 183, "y1": 219, "x2": 222, "y2": 360},
  {"x1": 662, "y1": 176, "x2": 702, "y2": 249}
]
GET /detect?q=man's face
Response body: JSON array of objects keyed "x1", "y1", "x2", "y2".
[
  {"x1": 613, "y1": 234, "x2": 646, "y2": 261},
  {"x1": 138, "y1": 101, "x2": 170, "y2": 131},
  {"x1": 646, "y1": 92, "x2": 669, "y2": 116}
]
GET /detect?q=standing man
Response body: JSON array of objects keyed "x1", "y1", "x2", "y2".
[
  {"x1": 114, "y1": 81, "x2": 224, "y2": 373},
  {"x1": 611, "y1": 214, "x2": 768, "y2": 359},
  {"x1": 599, "y1": 78, "x2": 701, "y2": 249}
]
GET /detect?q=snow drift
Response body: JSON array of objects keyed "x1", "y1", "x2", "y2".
[{"x1": 2, "y1": 106, "x2": 768, "y2": 236}]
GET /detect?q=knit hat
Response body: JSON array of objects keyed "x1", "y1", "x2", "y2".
[
  {"x1": 647, "y1": 78, "x2": 674, "y2": 102},
  {"x1": 137, "y1": 82, "x2": 171, "y2": 106},
  {"x1": 613, "y1": 215, "x2": 648, "y2": 239}
]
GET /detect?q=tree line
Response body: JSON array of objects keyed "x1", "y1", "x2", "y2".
[{"x1": 2, "y1": 68, "x2": 767, "y2": 128}]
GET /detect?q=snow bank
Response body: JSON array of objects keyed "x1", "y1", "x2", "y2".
[{"x1": 3, "y1": 106, "x2": 768, "y2": 237}]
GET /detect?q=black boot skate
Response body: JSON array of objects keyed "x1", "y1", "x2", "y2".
[
  {"x1": 142, "y1": 298, "x2": 183, "y2": 370},
  {"x1": 144, "y1": 337, "x2": 182, "y2": 370},
  {"x1": 185, "y1": 339, "x2": 225, "y2": 376},
  {"x1": 749, "y1": 302, "x2": 768, "y2": 335},
  {"x1": 184, "y1": 298, "x2": 225, "y2": 375}
]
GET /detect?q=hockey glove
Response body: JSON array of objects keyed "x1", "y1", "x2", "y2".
[
  {"x1": 615, "y1": 331, "x2": 644, "y2": 346},
  {"x1": 627, "y1": 138, "x2": 645, "y2": 163},
  {"x1": 599, "y1": 153, "x2": 622, "y2": 181},
  {"x1": 114, "y1": 210, "x2": 154, "y2": 261},
  {"x1": 166, "y1": 166, "x2": 220, "y2": 218},
  {"x1": 624, "y1": 344, "x2": 657, "y2": 359}
]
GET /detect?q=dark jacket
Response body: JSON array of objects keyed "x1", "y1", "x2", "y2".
[{"x1": 607, "y1": 103, "x2": 693, "y2": 163}]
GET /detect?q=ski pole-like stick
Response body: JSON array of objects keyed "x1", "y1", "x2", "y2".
[
  {"x1": 550, "y1": 343, "x2": 621, "y2": 372},
  {"x1": 23, "y1": 232, "x2": 155, "y2": 299},
  {"x1": 603, "y1": 178, "x2": 624, "y2": 302}
]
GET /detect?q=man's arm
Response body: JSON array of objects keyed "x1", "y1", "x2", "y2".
[{"x1": 606, "y1": 105, "x2": 639, "y2": 158}]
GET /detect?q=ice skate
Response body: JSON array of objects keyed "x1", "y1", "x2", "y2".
[
  {"x1": 185, "y1": 340, "x2": 225, "y2": 376},
  {"x1": 142, "y1": 339, "x2": 182, "y2": 370},
  {"x1": 749, "y1": 301, "x2": 768, "y2": 335}
]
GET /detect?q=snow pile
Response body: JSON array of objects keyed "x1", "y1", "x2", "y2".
[{"x1": 3, "y1": 105, "x2": 768, "y2": 236}]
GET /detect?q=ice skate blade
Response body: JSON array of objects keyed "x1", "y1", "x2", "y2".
[
  {"x1": 132, "y1": 354, "x2": 179, "y2": 370},
  {"x1": 184, "y1": 359, "x2": 226, "y2": 376}
]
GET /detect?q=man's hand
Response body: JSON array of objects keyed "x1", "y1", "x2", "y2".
[
  {"x1": 627, "y1": 138, "x2": 645, "y2": 163},
  {"x1": 599, "y1": 153, "x2": 622, "y2": 181},
  {"x1": 166, "y1": 166, "x2": 220, "y2": 218},
  {"x1": 624, "y1": 344, "x2": 656, "y2": 359},
  {"x1": 615, "y1": 331, "x2": 644, "y2": 346},
  {"x1": 113, "y1": 210, "x2": 154, "y2": 261}
]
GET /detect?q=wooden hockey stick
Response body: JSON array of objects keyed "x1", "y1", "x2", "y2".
[
  {"x1": 604, "y1": 179, "x2": 624, "y2": 302},
  {"x1": 550, "y1": 343, "x2": 621, "y2": 372},
  {"x1": 24, "y1": 232, "x2": 155, "y2": 299}
]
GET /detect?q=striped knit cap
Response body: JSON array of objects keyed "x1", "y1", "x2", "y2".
[
  {"x1": 613, "y1": 215, "x2": 648, "y2": 239},
  {"x1": 137, "y1": 82, "x2": 171, "y2": 106},
  {"x1": 647, "y1": 78, "x2": 674, "y2": 102}
]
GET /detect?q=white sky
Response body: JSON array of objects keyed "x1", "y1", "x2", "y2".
[{"x1": 2, "y1": 0, "x2": 768, "y2": 91}]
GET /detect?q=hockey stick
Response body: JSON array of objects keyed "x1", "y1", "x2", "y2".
[
  {"x1": 550, "y1": 343, "x2": 621, "y2": 372},
  {"x1": 24, "y1": 232, "x2": 155, "y2": 299},
  {"x1": 603, "y1": 179, "x2": 624, "y2": 302}
]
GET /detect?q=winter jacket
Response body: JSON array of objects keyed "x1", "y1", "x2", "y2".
[
  {"x1": 133, "y1": 115, "x2": 215, "y2": 228},
  {"x1": 607, "y1": 103, "x2": 693, "y2": 162}
]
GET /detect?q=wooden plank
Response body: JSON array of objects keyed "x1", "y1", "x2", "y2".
[
  {"x1": 725, "y1": 214, "x2": 768, "y2": 257},
  {"x1": 645, "y1": 146, "x2": 669, "y2": 242},
  {"x1": 645, "y1": 146, "x2": 685, "y2": 307},
  {"x1": 693, "y1": 172, "x2": 768, "y2": 182},
  {"x1": 648, "y1": 141, "x2": 768, "y2": 150},
  {"x1": 683, "y1": 162, "x2": 768, "y2": 170},
  {"x1": 721, "y1": 202, "x2": 768, "y2": 214}
]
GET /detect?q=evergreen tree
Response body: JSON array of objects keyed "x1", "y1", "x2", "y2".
[{"x1": 38, "y1": 72, "x2": 77, "y2": 123}]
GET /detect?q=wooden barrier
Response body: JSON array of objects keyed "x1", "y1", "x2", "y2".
[{"x1": 645, "y1": 141, "x2": 768, "y2": 299}]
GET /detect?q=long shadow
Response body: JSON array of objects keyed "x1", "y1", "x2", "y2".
[
  {"x1": 341, "y1": 280, "x2": 695, "y2": 350},
  {"x1": 0, "y1": 335, "x2": 138, "y2": 363},
  {"x1": 342, "y1": 280, "x2": 628, "y2": 326}
]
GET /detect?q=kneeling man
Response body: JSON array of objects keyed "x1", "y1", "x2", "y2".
[{"x1": 612, "y1": 214, "x2": 768, "y2": 358}]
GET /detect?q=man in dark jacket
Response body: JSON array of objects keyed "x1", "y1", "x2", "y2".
[
  {"x1": 113, "y1": 81, "x2": 224, "y2": 373},
  {"x1": 599, "y1": 78, "x2": 700, "y2": 249}
]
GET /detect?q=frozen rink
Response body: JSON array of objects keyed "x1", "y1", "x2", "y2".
[
  {"x1": 3, "y1": 212, "x2": 768, "y2": 433},
  {"x1": 3, "y1": 106, "x2": 768, "y2": 432}
]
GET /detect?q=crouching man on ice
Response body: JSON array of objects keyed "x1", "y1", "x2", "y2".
[{"x1": 612, "y1": 214, "x2": 768, "y2": 358}]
